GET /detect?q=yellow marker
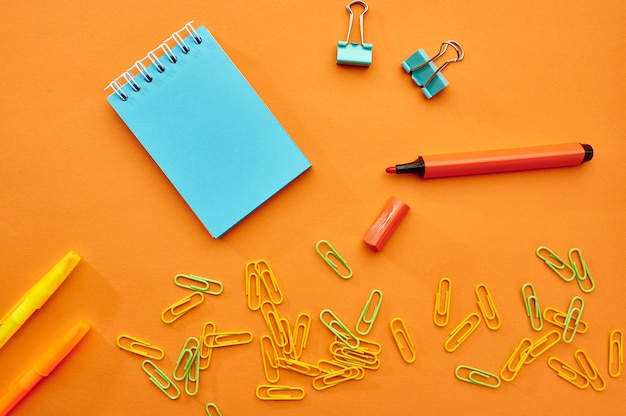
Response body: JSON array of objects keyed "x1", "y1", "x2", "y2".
[{"x1": 0, "y1": 251, "x2": 81, "y2": 350}]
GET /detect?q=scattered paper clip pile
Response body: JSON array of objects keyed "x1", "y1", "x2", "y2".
[{"x1": 434, "y1": 246, "x2": 623, "y2": 390}]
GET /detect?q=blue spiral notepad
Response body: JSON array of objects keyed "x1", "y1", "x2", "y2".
[{"x1": 106, "y1": 22, "x2": 311, "y2": 238}]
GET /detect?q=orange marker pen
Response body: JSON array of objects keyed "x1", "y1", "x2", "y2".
[
  {"x1": 0, "y1": 320, "x2": 90, "y2": 416},
  {"x1": 385, "y1": 143, "x2": 593, "y2": 179}
]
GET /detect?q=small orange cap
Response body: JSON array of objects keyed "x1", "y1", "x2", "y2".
[{"x1": 364, "y1": 197, "x2": 410, "y2": 251}]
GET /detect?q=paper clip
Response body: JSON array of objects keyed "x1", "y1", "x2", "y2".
[
  {"x1": 205, "y1": 403, "x2": 223, "y2": 416},
  {"x1": 336, "y1": 1, "x2": 372, "y2": 66},
  {"x1": 444, "y1": 312, "x2": 481, "y2": 353},
  {"x1": 116, "y1": 334, "x2": 165, "y2": 360},
  {"x1": 207, "y1": 331, "x2": 254, "y2": 348},
  {"x1": 260, "y1": 301, "x2": 288, "y2": 348},
  {"x1": 575, "y1": 349, "x2": 606, "y2": 391},
  {"x1": 280, "y1": 318, "x2": 295, "y2": 357},
  {"x1": 312, "y1": 366, "x2": 364, "y2": 390},
  {"x1": 161, "y1": 291, "x2": 205, "y2": 324},
  {"x1": 316, "y1": 240, "x2": 353, "y2": 279},
  {"x1": 568, "y1": 248, "x2": 595, "y2": 293},
  {"x1": 355, "y1": 289, "x2": 383, "y2": 335},
  {"x1": 291, "y1": 313, "x2": 312, "y2": 360},
  {"x1": 455, "y1": 365, "x2": 501, "y2": 389},
  {"x1": 331, "y1": 341, "x2": 381, "y2": 370},
  {"x1": 260, "y1": 335, "x2": 280, "y2": 383},
  {"x1": 320, "y1": 309, "x2": 360, "y2": 349},
  {"x1": 245, "y1": 261, "x2": 262, "y2": 311},
  {"x1": 500, "y1": 338, "x2": 533, "y2": 382},
  {"x1": 562, "y1": 296, "x2": 584, "y2": 343},
  {"x1": 174, "y1": 274, "x2": 224, "y2": 295},
  {"x1": 521, "y1": 283, "x2": 543, "y2": 331},
  {"x1": 173, "y1": 337, "x2": 200, "y2": 381},
  {"x1": 255, "y1": 385, "x2": 305, "y2": 401},
  {"x1": 199, "y1": 321, "x2": 216, "y2": 370},
  {"x1": 526, "y1": 330, "x2": 561, "y2": 364},
  {"x1": 542, "y1": 307, "x2": 589, "y2": 334},
  {"x1": 609, "y1": 329, "x2": 623, "y2": 377},
  {"x1": 434, "y1": 278, "x2": 452, "y2": 327},
  {"x1": 276, "y1": 358, "x2": 323, "y2": 377},
  {"x1": 141, "y1": 360, "x2": 181, "y2": 400},
  {"x1": 547, "y1": 357, "x2": 590, "y2": 389},
  {"x1": 535, "y1": 246, "x2": 576, "y2": 282},
  {"x1": 401, "y1": 40, "x2": 464, "y2": 99},
  {"x1": 390, "y1": 318, "x2": 416, "y2": 363},
  {"x1": 475, "y1": 284, "x2": 501, "y2": 330},
  {"x1": 256, "y1": 260, "x2": 284, "y2": 305}
]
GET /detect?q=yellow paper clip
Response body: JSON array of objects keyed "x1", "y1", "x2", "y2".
[
  {"x1": 245, "y1": 261, "x2": 262, "y2": 311},
  {"x1": 260, "y1": 335, "x2": 280, "y2": 383},
  {"x1": 276, "y1": 358, "x2": 323, "y2": 377},
  {"x1": 542, "y1": 307, "x2": 589, "y2": 334},
  {"x1": 389, "y1": 318, "x2": 416, "y2": 363},
  {"x1": 174, "y1": 274, "x2": 224, "y2": 295},
  {"x1": 257, "y1": 260, "x2": 284, "y2": 305},
  {"x1": 568, "y1": 248, "x2": 595, "y2": 293},
  {"x1": 141, "y1": 360, "x2": 181, "y2": 400},
  {"x1": 280, "y1": 317, "x2": 295, "y2": 357},
  {"x1": 291, "y1": 313, "x2": 311, "y2": 360},
  {"x1": 444, "y1": 312, "x2": 481, "y2": 352},
  {"x1": 260, "y1": 301, "x2": 288, "y2": 348},
  {"x1": 455, "y1": 365, "x2": 501, "y2": 389},
  {"x1": 312, "y1": 366, "x2": 364, "y2": 390},
  {"x1": 205, "y1": 403, "x2": 223, "y2": 416},
  {"x1": 116, "y1": 334, "x2": 165, "y2": 360},
  {"x1": 521, "y1": 283, "x2": 543, "y2": 331},
  {"x1": 475, "y1": 284, "x2": 501, "y2": 330},
  {"x1": 161, "y1": 291, "x2": 205, "y2": 324},
  {"x1": 255, "y1": 385, "x2": 305, "y2": 401},
  {"x1": 434, "y1": 278, "x2": 452, "y2": 327},
  {"x1": 526, "y1": 330, "x2": 561, "y2": 364},
  {"x1": 207, "y1": 331, "x2": 254, "y2": 348},
  {"x1": 547, "y1": 356, "x2": 589, "y2": 389},
  {"x1": 500, "y1": 338, "x2": 533, "y2": 382},
  {"x1": 355, "y1": 289, "x2": 383, "y2": 335},
  {"x1": 330, "y1": 341, "x2": 381, "y2": 370},
  {"x1": 316, "y1": 240, "x2": 353, "y2": 279},
  {"x1": 536, "y1": 246, "x2": 576, "y2": 282},
  {"x1": 199, "y1": 321, "x2": 216, "y2": 370},
  {"x1": 609, "y1": 329, "x2": 623, "y2": 377},
  {"x1": 562, "y1": 296, "x2": 584, "y2": 344},
  {"x1": 320, "y1": 309, "x2": 360, "y2": 349},
  {"x1": 575, "y1": 349, "x2": 606, "y2": 391}
]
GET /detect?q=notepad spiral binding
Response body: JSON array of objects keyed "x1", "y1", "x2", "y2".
[{"x1": 105, "y1": 21, "x2": 202, "y2": 102}]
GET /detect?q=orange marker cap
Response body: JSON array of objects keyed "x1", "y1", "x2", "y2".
[{"x1": 364, "y1": 197, "x2": 410, "y2": 251}]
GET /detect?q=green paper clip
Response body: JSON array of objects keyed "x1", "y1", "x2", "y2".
[
  {"x1": 355, "y1": 289, "x2": 383, "y2": 335},
  {"x1": 455, "y1": 365, "x2": 501, "y2": 388},
  {"x1": 319, "y1": 309, "x2": 360, "y2": 349},
  {"x1": 568, "y1": 248, "x2": 595, "y2": 293},
  {"x1": 336, "y1": 1, "x2": 372, "y2": 66},
  {"x1": 141, "y1": 360, "x2": 181, "y2": 400},
  {"x1": 521, "y1": 283, "x2": 543, "y2": 331},
  {"x1": 563, "y1": 296, "x2": 584, "y2": 344},
  {"x1": 174, "y1": 274, "x2": 224, "y2": 295},
  {"x1": 316, "y1": 240, "x2": 353, "y2": 279},
  {"x1": 206, "y1": 403, "x2": 223, "y2": 416},
  {"x1": 536, "y1": 246, "x2": 576, "y2": 282}
]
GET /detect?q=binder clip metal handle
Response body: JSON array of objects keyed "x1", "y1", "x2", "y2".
[
  {"x1": 337, "y1": 1, "x2": 373, "y2": 66},
  {"x1": 402, "y1": 40, "x2": 464, "y2": 99}
]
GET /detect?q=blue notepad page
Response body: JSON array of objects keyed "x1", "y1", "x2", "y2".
[{"x1": 107, "y1": 25, "x2": 311, "y2": 237}]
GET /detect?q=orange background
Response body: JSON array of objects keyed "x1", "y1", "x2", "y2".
[{"x1": 1, "y1": 1, "x2": 625, "y2": 415}]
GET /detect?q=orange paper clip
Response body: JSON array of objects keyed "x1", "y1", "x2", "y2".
[{"x1": 116, "y1": 334, "x2": 164, "y2": 360}]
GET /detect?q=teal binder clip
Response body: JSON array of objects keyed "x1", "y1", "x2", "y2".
[
  {"x1": 401, "y1": 40, "x2": 464, "y2": 99},
  {"x1": 336, "y1": 1, "x2": 372, "y2": 66}
]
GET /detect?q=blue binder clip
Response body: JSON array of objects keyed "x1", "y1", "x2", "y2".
[
  {"x1": 336, "y1": 1, "x2": 372, "y2": 66},
  {"x1": 401, "y1": 40, "x2": 464, "y2": 99}
]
